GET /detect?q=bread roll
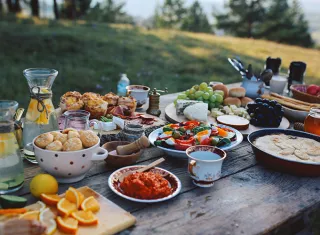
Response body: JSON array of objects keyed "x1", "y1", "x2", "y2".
[
  {"x1": 212, "y1": 84, "x2": 228, "y2": 99},
  {"x1": 240, "y1": 97, "x2": 253, "y2": 107},
  {"x1": 229, "y1": 87, "x2": 246, "y2": 98},
  {"x1": 223, "y1": 97, "x2": 241, "y2": 107}
]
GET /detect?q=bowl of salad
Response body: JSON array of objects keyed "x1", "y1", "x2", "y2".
[{"x1": 148, "y1": 121, "x2": 243, "y2": 158}]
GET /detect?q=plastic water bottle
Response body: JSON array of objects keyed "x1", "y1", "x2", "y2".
[{"x1": 117, "y1": 74, "x2": 130, "y2": 96}]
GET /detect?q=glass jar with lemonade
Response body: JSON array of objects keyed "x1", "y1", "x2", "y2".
[
  {"x1": 304, "y1": 108, "x2": 320, "y2": 136},
  {"x1": 23, "y1": 69, "x2": 59, "y2": 160},
  {"x1": 0, "y1": 100, "x2": 24, "y2": 193}
]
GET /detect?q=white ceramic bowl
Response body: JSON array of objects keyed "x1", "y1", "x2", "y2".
[
  {"x1": 283, "y1": 106, "x2": 308, "y2": 123},
  {"x1": 33, "y1": 135, "x2": 108, "y2": 183},
  {"x1": 148, "y1": 124, "x2": 243, "y2": 159}
]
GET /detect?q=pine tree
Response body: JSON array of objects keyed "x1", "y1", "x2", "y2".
[
  {"x1": 258, "y1": 0, "x2": 314, "y2": 47},
  {"x1": 154, "y1": 0, "x2": 186, "y2": 29},
  {"x1": 215, "y1": 0, "x2": 265, "y2": 38}
]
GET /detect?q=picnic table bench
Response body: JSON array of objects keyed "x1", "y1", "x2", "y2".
[{"x1": 19, "y1": 83, "x2": 320, "y2": 235}]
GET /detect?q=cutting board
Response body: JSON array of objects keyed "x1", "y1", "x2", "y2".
[
  {"x1": 165, "y1": 103, "x2": 290, "y2": 136},
  {"x1": 31, "y1": 186, "x2": 136, "y2": 235}
]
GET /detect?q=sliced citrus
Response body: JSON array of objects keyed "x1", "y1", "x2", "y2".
[
  {"x1": 56, "y1": 216, "x2": 78, "y2": 234},
  {"x1": 57, "y1": 198, "x2": 77, "y2": 217},
  {"x1": 71, "y1": 210, "x2": 98, "y2": 225},
  {"x1": 25, "y1": 201, "x2": 46, "y2": 212},
  {"x1": 39, "y1": 208, "x2": 57, "y2": 235},
  {"x1": 19, "y1": 210, "x2": 40, "y2": 220},
  {"x1": 80, "y1": 196, "x2": 100, "y2": 212},
  {"x1": 65, "y1": 187, "x2": 80, "y2": 208},
  {"x1": 40, "y1": 194, "x2": 61, "y2": 206}
]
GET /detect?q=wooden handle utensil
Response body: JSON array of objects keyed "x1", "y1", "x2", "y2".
[
  {"x1": 116, "y1": 136, "x2": 150, "y2": 155},
  {"x1": 117, "y1": 157, "x2": 165, "y2": 182}
]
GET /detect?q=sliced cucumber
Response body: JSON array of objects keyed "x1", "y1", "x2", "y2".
[
  {"x1": 0, "y1": 195, "x2": 27, "y2": 209},
  {"x1": 226, "y1": 131, "x2": 236, "y2": 139}
]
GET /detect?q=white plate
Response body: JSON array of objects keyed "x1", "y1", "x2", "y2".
[
  {"x1": 148, "y1": 124, "x2": 243, "y2": 159},
  {"x1": 108, "y1": 166, "x2": 182, "y2": 203}
]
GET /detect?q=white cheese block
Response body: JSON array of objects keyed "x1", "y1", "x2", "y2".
[
  {"x1": 176, "y1": 100, "x2": 202, "y2": 115},
  {"x1": 183, "y1": 103, "x2": 208, "y2": 122}
]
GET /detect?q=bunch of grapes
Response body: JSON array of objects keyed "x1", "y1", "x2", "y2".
[
  {"x1": 174, "y1": 82, "x2": 224, "y2": 109},
  {"x1": 247, "y1": 98, "x2": 284, "y2": 127}
]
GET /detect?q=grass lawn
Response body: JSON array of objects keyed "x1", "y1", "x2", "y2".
[{"x1": 1, "y1": 20, "x2": 320, "y2": 108}]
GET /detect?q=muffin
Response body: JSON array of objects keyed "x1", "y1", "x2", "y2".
[
  {"x1": 117, "y1": 96, "x2": 137, "y2": 115},
  {"x1": 60, "y1": 91, "x2": 84, "y2": 112},
  {"x1": 84, "y1": 97, "x2": 108, "y2": 119},
  {"x1": 103, "y1": 92, "x2": 119, "y2": 106},
  {"x1": 82, "y1": 92, "x2": 101, "y2": 104}
]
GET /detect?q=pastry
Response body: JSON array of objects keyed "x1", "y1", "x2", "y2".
[
  {"x1": 79, "y1": 130, "x2": 99, "y2": 148},
  {"x1": 82, "y1": 92, "x2": 101, "y2": 103},
  {"x1": 50, "y1": 131, "x2": 60, "y2": 139},
  {"x1": 53, "y1": 133, "x2": 68, "y2": 144},
  {"x1": 103, "y1": 92, "x2": 119, "y2": 106},
  {"x1": 63, "y1": 138, "x2": 83, "y2": 151},
  {"x1": 223, "y1": 97, "x2": 241, "y2": 107},
  {"x1": 62, "y1": 128, "x2": 77, "y2": 134},
  {"x1": 34, "y1": 133, "x2": 54, "y2": 149},
  {"x1": 46, "y1": 140, "x2": 63, "y2": 151},
  {"x1": 212, "y1": 84, "x2": 228, "y2": 99},
  {"x1": 117, "y1": 96, "x2": 137, "y2": 114},
  {"x1": 228, "y1": 87, "x2": 246, "y2": 98},
  {"x1": 68, "y1": 130, "x2": 80, "y2": 139},
  {"x1": 60, "y1": 91, "x2": 84, "y2": 112},
  {"x1": 83, "y1": 93, "x2": 108, "y2": 119}
]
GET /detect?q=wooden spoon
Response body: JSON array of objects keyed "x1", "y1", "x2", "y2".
[{"x1": 117, "y1": 158, "x2": 165, "y2": 182}]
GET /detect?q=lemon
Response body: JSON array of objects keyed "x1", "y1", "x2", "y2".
[{"x1": 30, "y1": 174, "x2": 58, "y2": 198}]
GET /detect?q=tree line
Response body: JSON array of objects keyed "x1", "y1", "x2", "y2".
[{"x1": 0, "y1": 0, "x2": 314, "y2": 48}]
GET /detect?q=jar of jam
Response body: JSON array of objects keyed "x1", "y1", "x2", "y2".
[{"x1": 304, "y1": 108, "x2": 320, "y2": 136}]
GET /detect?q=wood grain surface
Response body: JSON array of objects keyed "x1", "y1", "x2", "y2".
[{"x1": 18, "y1": 83, "x2": 320, "y2": 235}]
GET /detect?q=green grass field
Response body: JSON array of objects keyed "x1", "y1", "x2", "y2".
[{"x1": 1, "y1": 20, "x2": 320, "y2": 108}]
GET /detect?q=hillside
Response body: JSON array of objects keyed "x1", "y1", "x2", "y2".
[{"x1": 1, "y1": 20, "x2": 320, "y2": 108}]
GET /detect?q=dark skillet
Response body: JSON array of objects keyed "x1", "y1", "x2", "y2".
[{"x1": 248, "y1": 129, "x2": 320, "y2": 177}]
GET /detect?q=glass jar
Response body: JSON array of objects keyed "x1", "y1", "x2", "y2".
[
  {"x1": 0, "y1": 100, "x2": 24, "y2": 194},
  {"x1": 23, "y1": 68, "x2": 59, "y2": 163},
  {"x1": 304, "y1": 108, "x2": 320, "y2": 136}
]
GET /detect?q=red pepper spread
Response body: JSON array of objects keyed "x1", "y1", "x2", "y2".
[{"x1": 120, "y1": 172, "x2": 172, "y2": 199}]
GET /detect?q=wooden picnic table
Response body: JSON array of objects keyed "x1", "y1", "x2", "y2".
[{"x1": 19, "y1": 83, "x2": 320, "y2": 235}]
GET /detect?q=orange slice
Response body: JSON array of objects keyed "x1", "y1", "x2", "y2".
[
  {"x1": 25, "y1": 201, "x2": 46, "y2": 212},
  {"x1": 56, "y1": 216, "x2": 78, "y2": 234},
  {"x1": 40, "y1": 194, "x2": 61, "y2": 206},
  {"x1": 71, "y1": 211, "x2": 98, "y2": 225},
  {"x1": 39, "y1": 208, "x2": 57, "y2": 235},
  {"x1": 80, "y1": 196, "x2": 100, "y2": 212},
  {"x1": 19, "y1": 210, "x2": 40, "y2": 220},
  {"x1": 65, "y1": 187, "x2": 84, "y2": 208},
  {"x1": 57, "y1": 198, "x2": 77, "y2": 217}
]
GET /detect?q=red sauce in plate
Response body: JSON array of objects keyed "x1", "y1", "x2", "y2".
[{"x1": 120, "y1": 172, "x2": 172, "y2": 199}]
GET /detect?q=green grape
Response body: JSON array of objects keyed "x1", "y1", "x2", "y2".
[
  {"x1": 209, "y1": 102, "x2": 215, "y2": 109},
  {"x1": 215, "y1": 102, "x2": 221, "y2": 107},
  {"x1": 199, "y1": 82, "x2": 208, "y2": 90},
  {"x1": 206, "y1": 87, "x2": 213, "y2": 92},
  {"x1": 202, "y1": 92, "x2": 210, "y2": 100},
  {"x1": 214, "y1": 90, "x2": 224, "y2": 97},
  {"x1": 177, "y1": 94, "x2": 187, "y2": 99},
  {"x1": 185, "y1": 89, "x2": 190, "y2": 96},
  {"x1": 208, "y1": 90, "x2": 214, "y2": 96},
  {"x1": 209, "y1": 95, "x2": 216, "y2": 102},
  {"x1": 193, "y1": 85, "x2": 199, "y2": 91},
  {"x1": 189, "y1": 88, "x2": 196, "y2": 94},
  {"x1": 215, "y1": 94, "x2": 223, "y2": 103},
  {"x1": 203, "y1": 100, "x2": 209, "y2": 104},
  {"x1": 189, "y1": 94, "x2": 195, "y2": 100},
  {"x1": 196, "y1": 97, "x2": 204, "y2": 101},
  {"x1": 194, "y1": 91, "x2": 204, "y2": 98}
]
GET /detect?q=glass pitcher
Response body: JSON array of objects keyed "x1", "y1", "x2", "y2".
[
  {"x1": 0, "y1": 100, "x2": 24, "y2": 194},
  {"x1": 23, "y1": 69, "x2": 59, "y2": 162}
]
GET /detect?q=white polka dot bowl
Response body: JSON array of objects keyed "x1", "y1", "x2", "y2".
[{"x1": 32, "y1": 135, "x2": 108, "y2": 183}]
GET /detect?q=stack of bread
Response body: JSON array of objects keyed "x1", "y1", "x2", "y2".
[{"x1": 223, "y1": 87, "x2": 253, "y2": 107}]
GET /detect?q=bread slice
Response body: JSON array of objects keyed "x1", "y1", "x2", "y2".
[{"x1": 217, "y1": 115, "x2": 249, "y2": 130}]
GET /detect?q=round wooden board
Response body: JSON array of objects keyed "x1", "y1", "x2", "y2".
[{"x1": 165, "y1": 103, "x2": 290, "y2": 136}]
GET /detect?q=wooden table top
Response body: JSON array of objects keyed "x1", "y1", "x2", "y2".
[{"x1": 18, "y1": 83, "x2": 320, "y2": 235}]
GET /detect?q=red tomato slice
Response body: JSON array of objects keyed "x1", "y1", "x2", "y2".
[
  {"x1": 200, "y1": 138, "x2": 211, "y2": 145},
  {"x1": 175, "y1": 144, "x2": 192, "y2": 151},
  {"x1": 175, "y1": 137, "x2": 195, "y2": 145}
]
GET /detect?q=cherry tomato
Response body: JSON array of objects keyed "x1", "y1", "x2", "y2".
[{"x1": 200, "y1": 138, "x2": 211, "y2": 145}]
